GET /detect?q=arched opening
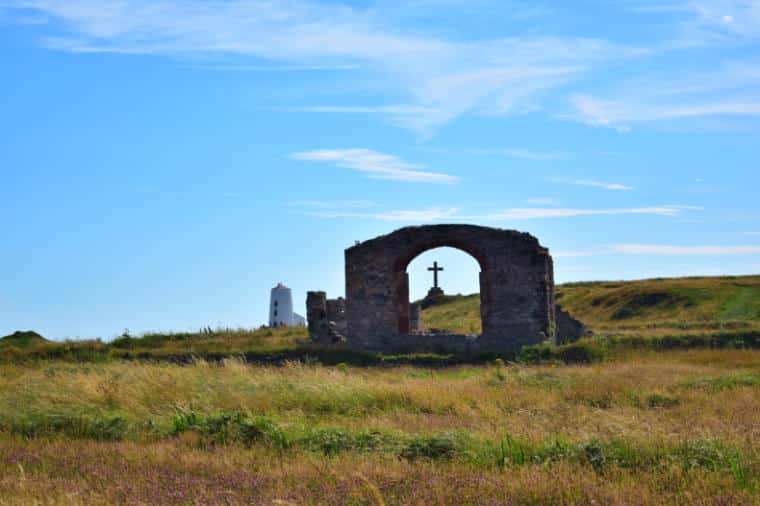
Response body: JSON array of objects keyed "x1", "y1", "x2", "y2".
[{"x1": 401, "y1": 246, "x2": 485, "y2": 335}]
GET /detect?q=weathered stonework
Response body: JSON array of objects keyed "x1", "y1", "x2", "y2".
[
  {"x1": 326, "y1": 297, "x2": 348, "y2": 336},
  {"x1": 306, "y1": 291, "x2": 347, "y2": 344},
  {"x1": 308, "y1": 225, "x2": 560, "y2": 354},
  {"x1": 555, "y1": 305, "x2": 591, "y2": 344},
  {"x1": 306, "y1": 291, "x2": 329, "y2": 342},
  {"x1": 409, "y1": 303, "x2": 423, "y2": 333}
]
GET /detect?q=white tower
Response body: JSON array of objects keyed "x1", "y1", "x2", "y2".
[
  {"x1": 269, "y1": 282, "x2": 306, "y2": 327},
  {"x1": 269, "y1": 283, "x2": 294, "y2": 327}
]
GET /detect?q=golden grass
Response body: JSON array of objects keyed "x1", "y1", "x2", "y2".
[
  {"x1": 1, "y1": 351, "x2": 758, "y2": 446},
  {"x1": 0, "y1": 350, "x2": 759, "y2": 503},
  {"x1": 0, "y1": 438, "x2": 757, "y2": 506}
]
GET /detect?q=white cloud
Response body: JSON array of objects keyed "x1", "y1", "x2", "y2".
[
  {"x1": 570, "y1": 95, "x2": 760, "y2": 131},
  {"x1": 2, "y1": 0, "x2": 632, "y2": 135},
  {"x1": 470, "y1": 207, "x2": 682, "y2": 220},
  {"x1": 627, "y1": 0, "x2": 760, "y2": 43},
  {"x1": 289, "y1": 200, "x2": 375, "y2": 209},
  {"x1": 311, "y1": 207, "x2": 460, "y2": 222},
  {"x1": 308, "y1": 204, "x2": 697, "y2": 222},
  {"x1": 526, "y1": 198, "x2": 558, "y2": 205},
  {"x1": 612, "y1": 244, "x2": 760, "y2": 255},
  {"x1": 189, "y1": 64, "x2": 360, "y2": 72},
  {"x1": 665, "y1": 205, "x2": 704, "y2": 210},
  {"x1": 742, "y1": 231, "x2": 760, "y2": 237},
  {"x1": 291, "y1": 149, "x2": 459, "y2": 184},
  {"x1": 573, "y1": 179, "x2": 634, "y2": 191},
  {"x1": 554, "y1": 250, "x2": 605, "y2": 258},
  {"x1": 681, "y1": 0, "x2": 760, "y2": 41},
  {"x1": 501, "y1": 149, "x2": 566, "y2": 161}
]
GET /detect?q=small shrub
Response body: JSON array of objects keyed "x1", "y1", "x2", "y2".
[
  {"x1": 400, "y1": 433, "x2": 463, "y2": 461},
  {"x1": 555, "y1": 342, "x2": 605, "y2": 364},
  {"x1": 518, "y1": 342, "x2": 605, "y2": 365},
  {"x1": 645, "y1": 393, "x2": 681, "y2": 409},
  {"x1": 585, "y1": 443, "x2": 607, "y2": 474}
]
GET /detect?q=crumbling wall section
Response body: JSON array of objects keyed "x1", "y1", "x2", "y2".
[
  {"x1": 555, "y1": 305, "x2": 590, "y2": 344},
  {"x1": 306, "y1": 291, "x2": 346, "y2": 344}
]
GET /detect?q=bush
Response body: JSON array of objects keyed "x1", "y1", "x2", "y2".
[
  {"x1": 170, "y1": 409, "x2": 288, "y2": 449},
  {"x1": 400, "y1": 432, "x2": 466, "y2": 461},
  {"x1": 301, "y1": 428, "x2": 395, "y2": 455},
  {"x1": 5, "y1": 414, "x2": 129, "y2": 441},
  {"x1": 518, "y1": 341, "x2": 606, "y2": 365}
]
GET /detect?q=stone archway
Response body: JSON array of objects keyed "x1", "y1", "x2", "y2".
[
  {"x1": 344, "y1": 225, "x2": 555, "y2": 354},
  {"x1": 394, "y1": 243, "x2": 487, "y2": 335}
]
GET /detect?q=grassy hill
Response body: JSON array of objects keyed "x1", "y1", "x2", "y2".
[
  {"x1": 0, "y1": 330, "x2": 48, "y2": 348},
  {"x1": 422, "y1": 275, "x2": 760, "y2": 336},
  {"x1": 2, "y1": 275, "x2": 758, "y2": 364}
]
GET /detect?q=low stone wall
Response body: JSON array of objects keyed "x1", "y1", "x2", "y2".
[{"x1": 358, "y1": 333, "x2": 528, "y2": 356}]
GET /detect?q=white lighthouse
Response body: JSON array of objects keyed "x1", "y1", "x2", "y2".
[{"x1": 269, "y1": 283, "x2": 306, "y2": 327}]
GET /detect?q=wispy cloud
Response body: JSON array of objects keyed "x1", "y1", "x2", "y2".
[
  {"x1": 291, "y1": 149, "x2": 459, "y2": 184},
  {"x1": 571, "y1": 93, "x2": 760, "y2": 130},
  {"x1": 742, "y1": 231, "x2": 760, "y2": 237},
  {"x1": 470, "y1": 207, "x2": 681, "y2": 220},
  {"x1": 568, "y1": 57, "x2": 760, "y2": 130},
  {"x1": 554, "y1": 243, "x2": 760, "y2": 258},
  {"x1": 308, "y1": 204, "x2": 698, "y2": 221},
  {"x1": 627, "y1": 0, "x2": 760, "y2": 44},
  {"x1": 500, "y1": 149, "x2": 567, "y2": 161},
  {"x1": 612, "y1": 244, "x2": 760, "y2": 255},
  {"x1": 573, "y1": 179, "x2": 634, "y2": 191},
  {"x1": 289, "y1": 200, "x2": 375, "y2": 209},
  {"x1": 311, "y1": 207, "x2": 460, "y2": 222},
  {"x1": 554, "y1": 250, "x2": 605, "y2": 258},
  {"x1": 526, "y1": 198, "x2": 558, "y2": 205},
  {"x1": 2, "y1": 0, "x2": 632, "y2": 135},
  {"x1": 189, "y1": 64, "x2": 359, "y2": 72}
]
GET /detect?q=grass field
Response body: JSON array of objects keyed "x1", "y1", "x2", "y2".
[
  {"x1": 422, "y1": 274, "x2": 760, "y2": 337},
  {"x1": 1, "y1": 275, "x2": 759, "y2": 504},
  {"x1": 1, "y1": 351, "x2": 759, "y2": 504}
]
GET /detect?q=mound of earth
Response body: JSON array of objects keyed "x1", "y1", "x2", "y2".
[{"x1": 0, "y1": 331, "x2": 48, "y2": 347}]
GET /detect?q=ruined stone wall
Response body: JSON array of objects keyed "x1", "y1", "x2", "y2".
[
  {"x1": 344, "y1": 225, "x2": 555, "y2": 354},
  {"x1": 555, "y1": 305, "x2": 590, "y2": 345},
  {"x1": 409, "y1": 303, "x2": 423, "y2": 333},
  {"x1": 306, "y1": 291, "x2": 330, "y2": 343},
  {"x1": 306, "y1": 291, "x2": 347, "y2": 344},
  {"x1": 326, "y1": 297, "x2": 347, "y2": 335}
]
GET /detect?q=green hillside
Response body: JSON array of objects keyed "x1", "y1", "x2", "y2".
[
  {"x1": 3, "y1": 275, "x2": 759, "y2": 364},
  {"x1": 0, "y1": 331, "x2": 48, "y2": 348},
  {"x1": 422, "y1": 275, "x2": 760, "y2": 336}
]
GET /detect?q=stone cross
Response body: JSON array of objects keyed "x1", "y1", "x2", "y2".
[{"x1": 428, "y1": 261, "x2": 444, "y2": 288}]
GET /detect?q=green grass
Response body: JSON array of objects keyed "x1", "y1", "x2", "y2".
[
  {"x1": 420, "y1": 275, "x2": 760, "y2": 339},
  {"x1": 0, "y1": 330, "x2": 48, "y2": 348},
  {"x1": 417, "y1": 294, "x2": 483, "y2": 334},
  {"x1": 1, "y1": 275, "x2": 758, "y2": 504},
  {"x1": 2, "y1": 274, "x2": 759, "y2": 365},
  {"x1": 555, "y1": 275, "x2": 760, "y2": 334},
  {"x1": 1, "y1": 351, "x2": 759, "y2": 503}
]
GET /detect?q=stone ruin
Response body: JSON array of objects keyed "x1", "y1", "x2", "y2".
[{"x1": 307, "y1": 224, "x2": 587, "y2": 355}]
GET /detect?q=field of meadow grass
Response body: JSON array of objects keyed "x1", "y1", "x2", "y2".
[
  {"x1": 0, "y1": 350, "x2": 759, "y2": 504},
  {"x1": 1, "y1": 275, "x2": 759, "y2": 504}
]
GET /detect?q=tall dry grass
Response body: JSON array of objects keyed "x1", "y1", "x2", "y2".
[{"x1": 1, "y1": 351, "x2": 758, "y2": 446}]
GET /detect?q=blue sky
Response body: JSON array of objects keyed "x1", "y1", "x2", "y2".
[{"x1": 1, "y1": 0, "x2": 759, "y2": 340}]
